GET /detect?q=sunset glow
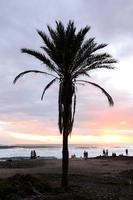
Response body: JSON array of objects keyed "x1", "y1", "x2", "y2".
[
  {"x1": 7, "y1": 131, "x2": 133, "y2": 145},
  {"x1": 0, "y1": 1, "x2": 133, "y2": 145}
]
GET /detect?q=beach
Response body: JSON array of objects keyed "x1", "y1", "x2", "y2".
[
  {"x1": 0, "y1": 157, "x2": 133, "y2": 199},
  {"x1": 0, "y1": 156, "x2": 133, "y2": 177}
]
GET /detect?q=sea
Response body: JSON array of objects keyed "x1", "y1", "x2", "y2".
[{"x1": 0, "y1": 144, "x2": 133, "y2": 159}]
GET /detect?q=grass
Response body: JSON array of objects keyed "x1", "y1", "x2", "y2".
[
  {"x1": 0, "y1": 172, "x2": 132, "y2": 200},
  {"x1": 0, "y1": 174, "x2": 52, "y2": 200}
]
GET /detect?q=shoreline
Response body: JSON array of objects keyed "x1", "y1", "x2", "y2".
[
  {"x1": 0, "y1": 156, "x2": 132, "y2": 175},
  {"x1": 0, "y1": 155, "x2": 132, "y2": 160}
]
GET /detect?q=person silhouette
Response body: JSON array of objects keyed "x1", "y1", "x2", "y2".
[
  {"x1": 105, "y1": 149, "x2": 108, "y2": 156},
  {"x1": 31, "y1": 150, "x2": 37, "y2": 159},
  {"x1": 125, "y1": 149, "x2": 128, "y2": 156}
]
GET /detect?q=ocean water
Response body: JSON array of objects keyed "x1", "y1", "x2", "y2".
[{"x1": 0, "y1": 144, "x2": 133, "y2": 159}]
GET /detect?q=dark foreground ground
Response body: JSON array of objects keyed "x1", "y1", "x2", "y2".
[{"x1": 0, "y1": 156, "x2": 133, "y2": 200}]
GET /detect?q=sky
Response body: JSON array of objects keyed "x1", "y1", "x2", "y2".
[{"x1": 0, "y1": 0, "x2": 133, "y2": 145}]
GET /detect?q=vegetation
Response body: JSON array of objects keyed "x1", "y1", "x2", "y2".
[
  {"x1": 14, "y1": 21, "x2": 116, "y2": 188},
  {"x1": 0, "y1": 173, "x2": 132, "y2": 200},
  {"x1": 0, "y1": 174, "x2": 52, "y2": 200}
]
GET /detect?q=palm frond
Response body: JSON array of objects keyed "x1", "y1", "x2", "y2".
[
  {"x1": 21, "y1": 48, "x2": 46, "y2": 63},
  {"x1": 58, "y1": 82, "x2": 63, "y2": 134},
  {"x1": 87, "y1": 64, "x2": 115, "y2": 71},
  {"x1": 66, "y1": 20, "x2": 76, "y2": 38},
  {"x1": 76, "y1": 26, "x2": 90, "y2": 43},
  {"x1": 37, "y1": 30, "x2": 55, "y2": 51},
  {"x1": 84, "y1": 61, "x2": 116, "y2": 71},
  {"x1": 77, "y1": 80, "x2": 114, "y2": 106},
  {"x1": 13, "y1": 70, "x2": 58, "y2": 84},
  {"x1": 91, "y1": 43, "x2": 107, "y2": 53},
  {"x1": 47, "y1": 25, "x2": 58, "y2": 46},
  {"x1": 41, "y1": 78, "x2": 57, "y2": 100},
  {"x1": 71, "y1": 91, "x2": 76, "y2": 131},
  {"x1": 21, "y1": 48, "x2": 58, "y2": 73},
  {"x1": 72, "y1": 69, "x2": 91, "y2": 79},
  {"x1": 72, "y1": 55, "x2": 116, "y2": 77},
  {"x1": 56, "y1": 21, "x2": 65, "y2": 36},
  {"x1": 41, "y1": 46, "x2": 63, "y2": 75}
]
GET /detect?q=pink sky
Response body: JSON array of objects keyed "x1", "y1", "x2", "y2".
[{"x1": 0, "y1": 0, "x2": 133, "y2": 145}]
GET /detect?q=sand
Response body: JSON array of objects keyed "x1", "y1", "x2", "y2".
[{"x1": 0, "y1": 156, "x2": 132, "y2": 178}]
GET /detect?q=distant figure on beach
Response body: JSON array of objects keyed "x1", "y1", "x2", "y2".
[
  {"x1": 71, "y1": 154, "x2": 76, "y2": 159},
  {"x1": 126, "y1": 149, "x2": 128, "y2": 156},
  {"x1": 86, "y1": 151, "x2": 88, "y2": 159},
  {"x1": 103, "y1": 149, "x2": 105, "y2": 156},
  {"x1": 30, "y1": 150, "x2": 37, "y2": 159},
  {"x1": 83, "y1": 151, "x2": 86, "y2": 159},
  {"x1": 83, "y1": 151, "x2": 88, "y2": 159},
  {"x1": 112, "y1": 152, "x2": 116, "y2": 157},
  {"x1": 105, "y1": 149, "x2": 108, "y2": 156}
]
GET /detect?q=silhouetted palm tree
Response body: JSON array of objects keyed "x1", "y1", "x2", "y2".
[{"x1": 14, "y1": 21, "x2": 116, "y2": 189}]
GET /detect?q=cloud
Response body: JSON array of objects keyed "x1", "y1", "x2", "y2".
[{"x1": 0, "y1": 0, "x2": 133, "y2": 144}]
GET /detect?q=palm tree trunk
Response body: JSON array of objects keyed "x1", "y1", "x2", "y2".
[
  {"x1": 60, "y1": 79, "x2": 73, "y2": 189},
  {"x1": 61, "y1": 133, "x2": 69, "y2": 189}
]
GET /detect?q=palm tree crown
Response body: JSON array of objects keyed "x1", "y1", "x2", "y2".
[{"x1": 14, "y1": 21, "x2": 116, "y2": 137}]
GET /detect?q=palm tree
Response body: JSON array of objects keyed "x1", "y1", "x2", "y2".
[{"x1": 13, "y1": 21, "x2": 116, "y2": 189}]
